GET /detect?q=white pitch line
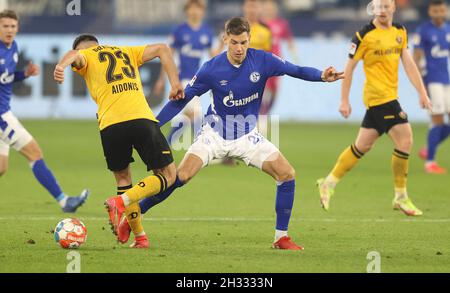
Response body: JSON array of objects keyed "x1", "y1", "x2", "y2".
[{"x1": 0, "y1": 216, "x2": 450, "y2": 223}]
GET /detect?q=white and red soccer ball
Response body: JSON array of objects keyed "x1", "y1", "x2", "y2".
[{"x1": 54, "y1": 218, "x2": 87, "y2": 249}]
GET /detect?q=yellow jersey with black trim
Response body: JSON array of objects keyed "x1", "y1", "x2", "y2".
[
  {"x1": 250, "y1": 21, "x2": 272, "y2": 52},
  {"x1": 349, "y1": 22, "x2": 408, "y2": 108},
  {"x1": 73, "y1": 45, "x2": 157, "y2": 130}
]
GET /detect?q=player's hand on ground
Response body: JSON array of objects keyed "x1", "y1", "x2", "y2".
[
  {"x1": 24, "y1": 61, "x2": 40, "y2": 77},
  {"x1": 419, "y1": 95, "x2": 432, "y2": 111},
  {"x1": 321, "y1": 66, "x2": 345, "y2": 82},
  {"x1": 339, "y1": 101, "x2": 352, "y2": 118},
  {"x1": 54, "y1": 65, "x2": 65, "y2": 84},
  {"x1": 169, "y1": 83, "x2": 185, "y2": 101}
]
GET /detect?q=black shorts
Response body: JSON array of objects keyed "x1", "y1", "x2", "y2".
[
  {"x1": 100, "y1": 119, "x2": 173, "y2": 172},
  {"x1": 361, "y1": 100, "x2": 409, "y2": 135}
]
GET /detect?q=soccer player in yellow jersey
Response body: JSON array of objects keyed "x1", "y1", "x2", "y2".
[
  {"x1": 54, "y1": 35, "x2": 184, "y2": 248},
  {"x1": 317, "y1": 0, "x2": 432, "y2": 216},
  {"x1": 244, "y1": 0, "x2": 272, "y2": 52}
]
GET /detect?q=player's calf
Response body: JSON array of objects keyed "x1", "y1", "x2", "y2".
[
  {"x1": 0, "y1": 156, "x2": 8, "y2": 177},
  {"x1": 154, "y1": 162, "x2": 177, "y2": 187}
]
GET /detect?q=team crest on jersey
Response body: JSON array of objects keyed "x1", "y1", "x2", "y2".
[
  {"x1": 13, "y1": 53, "x2": 18, "y2": 63},
  {"x1": 183, "y1": 34, "x2": 190, "y2": 42},
  {"x1": 0, "y1": 59, "x2": 5, "y2": 65},
  {"x1": 250, "y1": 72, "x2": 261, "y2": 83},
  {"x1": 220, "y1": 80, "x2": 228, "y2": 86},
  {"x1": 349, "y1": 43, "x2": 357, "y2": 55},
  {"x1": 396, "y1": 36, "x2": 403, "y2": 45},
  {"x1": 200, "y1": 34, "x2": 210, "y2": 45}
]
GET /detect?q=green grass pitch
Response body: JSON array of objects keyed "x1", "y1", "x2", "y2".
[{"x1": 0, "y1": 120, "x2": 449, "y2": 273}]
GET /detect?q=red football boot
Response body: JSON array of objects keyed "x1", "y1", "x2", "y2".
[
  {"x1": 272, "y1": 236, "x2": 304, "y2": 251},
  {"x1": 104, "y1": 196, "x2": 125, "y2": 237},
  {"x1": 129, "y1": 235, "x2": 149, "y2": 249},
  {"x1": 117, "y1": 215, "x2": 132, "y2": 244},
  {"x1": 425, "y1": 162, "x2": 447, "y2": 174}
]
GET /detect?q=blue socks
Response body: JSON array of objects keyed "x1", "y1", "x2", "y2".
[
  {"x1": 31, "y1": 159, "x2": 65, "y2": 202},
  {"x1": 442, "y1": 124, "x2": 450, "y2": 141},
  {"x1": 275, "y1": 180, "x2": 295, "y2": 231},
  {"x1": 139, "y1": 176, "x2": 184, "y2": 213},
  {"x1": 427, "y1": 125, "x2": 449, "y2": 161}
]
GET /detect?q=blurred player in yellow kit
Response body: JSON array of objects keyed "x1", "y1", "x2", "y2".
[{"x1": 317, "y1": 0, "x2": 432, "y2": 216}]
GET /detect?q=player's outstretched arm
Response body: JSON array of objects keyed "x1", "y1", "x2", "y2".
[
  {"x1": 142, "y1": 44, "x2": 184, "y2": 101},
  {"x1": 54, "y1": 50, "x2": 86, "y2": 84},
  {"x1": 339, "y1": 58, "x2": 358, "y2": 119},
  {"x1": 13, "y1": 61, "x2": 40, "y2": 83},
  {"x1": 265, "y1": 52, "x2": 343, "y2": 82},
  {"x1": 401, "y1": 48, "x2": 432, "y2": 110}
]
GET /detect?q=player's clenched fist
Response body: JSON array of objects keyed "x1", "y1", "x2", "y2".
[
  {"x1": 54, "y1": 65, "x2": 65, "y2": 84},
  {"x1": 339, "y1": 101, "x2": 352, "y2": 119},
  {"x1": 169, "y1": 83, "x2": 185, "y2": 101}
]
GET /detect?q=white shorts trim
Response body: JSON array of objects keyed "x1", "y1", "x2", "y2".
[
  {"x1": 0, "y1": 111, "x2": 33, "y2": 155},
  {"x1": 427, "y1": 83, "x2": 450, "y2": 115},
  {"x1": 185, "y1": 124, "x2": 279, "y2": 169}
]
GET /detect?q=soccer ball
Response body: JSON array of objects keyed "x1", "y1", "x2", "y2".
[{"x1": 54, "y1": 218, "x2": 87, "y2": 249}]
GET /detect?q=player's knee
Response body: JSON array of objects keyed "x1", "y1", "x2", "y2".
[
  {"x1": 22, "y1": 142, "x2": 43, "y2": 162},
  {"x1": 0, "y1": 167, "x2": 7, "y2": 177},
  {"x1": 276, "y1": 166, "x2": 296, "y2": 182},
  {"x1": 355, "y1": 142, "x2": 373, "y2": 154},
  {"x1": 397, "y1": 137, "x2": 413, "y2": 153}
]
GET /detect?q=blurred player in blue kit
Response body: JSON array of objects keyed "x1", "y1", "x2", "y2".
[
  {"x1": 0, "y1": 10, "x2": 88, "y2": 213},
  {"x1": 414, "y1": 0, "x2": 450, "y2": 174},
  {"x1": 153, "y1": 0, "x2": 224, "y2": 146}
]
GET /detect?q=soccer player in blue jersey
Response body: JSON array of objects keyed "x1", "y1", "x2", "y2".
[
  {"x1": 0, "y1": 10, "x2": 88, "y2": 212},
  {"x1": 117, "y1": 17, "x2": 343, "y2": 250},
  {"x1": 154, "y1": 0, "x2": 224, "y2": 146},
  {"x1": 414, "y1": 0, "x2": 450, "y2": 174}
]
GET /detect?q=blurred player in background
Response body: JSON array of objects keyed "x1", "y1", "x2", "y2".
[
  {"x1": 0, "y1": 10, "x2": 89, "y2": 213},
  {"x1": 154, "y1": 0, "x2": 224, "y2": 146},
  {"x1": 121, "y1": 17, "x2": 344, "y2": 250},
  {"x1": 414, "y1": 0, "x2": 449, "y2": 174},
  {"x1": 261, "y1": 0, "x2": 298, "y2": 115},
  {"x1": 317, "y1": 0, "x2": 431, "y2": 216},
  {"x1": 55, "y1": 35, "x2": 183, "y2": 248},
  {"x1": 243, "y1": 0, "x2": 272, "y2": 52}
]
